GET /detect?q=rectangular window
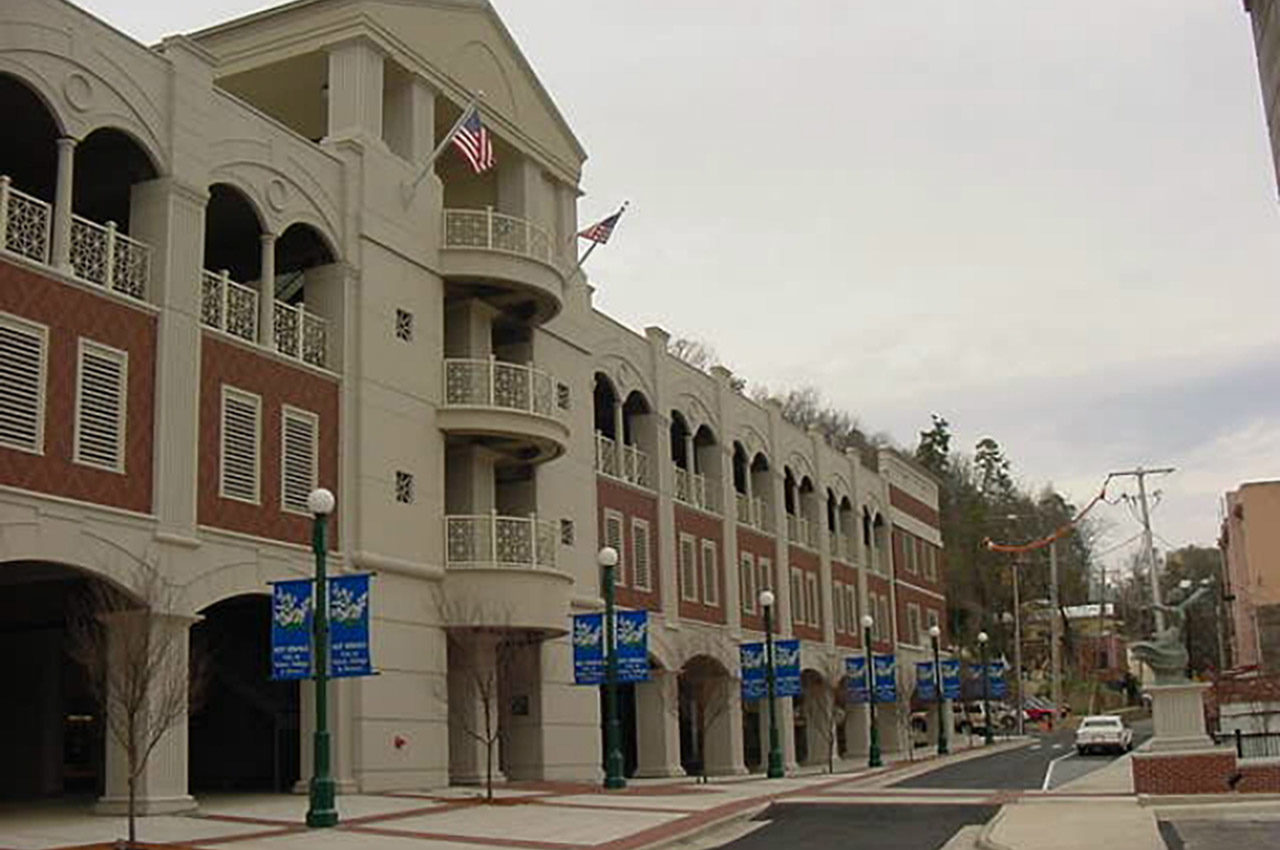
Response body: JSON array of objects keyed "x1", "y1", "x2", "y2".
[
  {"x1": 741, "y1": 552, "x2": 756, "y2": 614},
  {"x1": 846, "y1": 586, "x2": 858, "y2": 636},
  {"x1": 280, "y1": 405, "x2": 319, "y2": 514},
  {"x1": 907, "y1": 603, "x2": 922, "y2": 645},
  {"x1": 833, "y1": 580, "x2": 845, "y2": 632},
  {"x1": 927, "y1": 546, "x2": 939, "y2": 581},
  {"x1": 905, "y1": 531, "x2": 917, "y2": 574},
  {"x1": 631, "y1": 518, "x2": 651, "y2": 591},
  {"x1": 74, "y1": 339, "x2": 128, "y2": 472},
  {"x1": 679, "y1": 534, "x2": 698, "y2": 602},
  {"x1": 701, "y1": 539, "x2": 718, "y2": 606},
  {"x1": 758, "y1": 556, "x2": 773, "y2": 593},
  {"x1": 604, "y1": 509, "x2": 626, "y2": 588},
  {"x1": 220, "y1": 386, "x2": 261, "y2": 503},
  {"x1": 790, "y1": 568, "x2": 803, "y2": 626},
  {"x1": 806, "y1": 572, "x2": 819, "y2": 627},
  {"x1": 0, "y1": 313, "x2": 48, "y2": 454}
]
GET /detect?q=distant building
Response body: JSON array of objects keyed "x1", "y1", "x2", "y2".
[
  {"x1": 1023, "y1": 603, "x2": 1127, "y2": 680},
  {"x1": 1219, "y1": 481, "x2": 1280, "y2": 671}
]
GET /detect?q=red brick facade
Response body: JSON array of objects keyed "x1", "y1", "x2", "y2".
[
  {"x1": 0, "y1": 262, "x2": 155, "y2": 513},
  {"x1": 198, "y1": 333, "x2": 339, "y2": 547},
  {"x1": 1132, "y1": 749, "x2": 1280, "y2": 795},
  {"x1": 894, "y1": 581, "x2": 945, "y2": 647},
  {"x1": 597, "y1": 477, "x2": 661, "y2": 611},
  {"x1": 890, "y1": 484, "x2": 940, "y2": 529},
  {"x1": 788, "y1": 545, "x2": 822, "y2": 643},
  {"x1": 737, "y1": 526, "x2": 777, "y2": 633},
  {"x1": 674, "y1": 504, "x2": 725, "y2": 625}
]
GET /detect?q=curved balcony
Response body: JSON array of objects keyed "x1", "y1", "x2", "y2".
[
  {"x1": 438, "y1": 358, "x2": 569, "y2": 462},
  {"x1": 442, "y1": 514, "x2": 572, "y2": 636},
  {"x1": 440, "y1": 208, "x2": 565, "y2": 323}
]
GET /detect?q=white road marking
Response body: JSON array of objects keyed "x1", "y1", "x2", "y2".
[
  {"x1": 1029, "y1": 745, "x2": 1042, "y2": 751},
  {"x1": 1052, "y1": 743, "x2": 1063, "y2": 749},
  {"x1": 1041, "y1": 749, "x2": 1076, "y2": 791}
]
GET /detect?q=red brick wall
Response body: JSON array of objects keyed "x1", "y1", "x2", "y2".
[
  {"x1": 1239, "y1": 762, "x2": 1280, "y2": 793},
  {"x1": 890, "y1": 484, "x2": 940, "y2": 529},
  {"x1": 674, "y1": 504, "x2": 725, "y2": 624},
  {"x1": 895, "y1": 582, "x2": 945, "y2": 647},
  {"x1": 788, "y1": 545, "x2": 822, "y2": 642},
  {"x1": 597, "y1": 477, "x2": 661, "y2": 611},
  {"x1": 0, "y1": 262, "x2": 155, "y2": 513},
  {"x1": 1132, "y1": 751, "x2": 1238, "y2": 795},
  {"x1": 737, "y1": 526, "x2": 777, "y2": 633},
  {"x1": 198, "y1": 334, "x2": 339, "y2": 547}
]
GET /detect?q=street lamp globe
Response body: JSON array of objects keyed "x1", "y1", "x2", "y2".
[
  {"x1": 759, "y1": 589, "x2": 775, "y2": 608},
  {"x1": 862, "y1": 614, "x2": 874, "y2": 629},
  {"x1": 929, "y1": 624, "x2": 941, "y2": 639},
  {"x1": 1200, "y1": 577, "x2": 1212, "y2": 587},
  {"x1": 597, "y1": 546, "x2": 619, "y2": 568},
  {"x1": 1179, "y1": 578, "x2": 1192, "y2": 591},
  {"x1": 308, "y1": 488, "x2": 335, "y2": 516},
  {"x1": 977, "y1": 631, "x2": 989, "y2": 644}
]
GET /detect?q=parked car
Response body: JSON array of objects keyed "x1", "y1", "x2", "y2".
[
  {"x1": 1075, "y1": 715, "x2": 1133, "y2": 755},
  {"x1": 956, "y1": 701, "x2": 1017, "y2": 734}
]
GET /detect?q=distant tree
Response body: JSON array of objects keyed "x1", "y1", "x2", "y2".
[
  {"x1": 667, "y1": 336, "x2": 746, "y2": 392},
  {"x1": 974, "y1": 437, "x2": 1014, "y2": 499},
  {"x1": 914, "y1": 414, "x2": 951, "y2": 476},
  {"x1": 751, "y1": 385, "x2": 889, "y2": 454}
]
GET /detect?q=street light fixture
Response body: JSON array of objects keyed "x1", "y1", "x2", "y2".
[
  {"x1": 862, "y1": 614, "x2": 882, "y2": 768},
  {"x1": 977, "y1": 631, "x2": 994, "y2": 746},
  {"x1": 759, "y1": 590, "x2": 783, "y2": 778},
  {"x1": 929, "y1": 624, "x2": 948, "y2": 756},
  {"x1": 306, "y1": 488, "x2": 338, "y2": 828},
  {"x1": 598, "y1": 546, "x2": 626, "y2": 789}
]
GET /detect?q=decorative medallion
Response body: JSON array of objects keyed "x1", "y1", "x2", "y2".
[
  {"x1": 266, "y1": 178, "x2": 289, "y2": 212},
  {"x1": 64, "y1": 73, "x2": 93, "y2": 112}
]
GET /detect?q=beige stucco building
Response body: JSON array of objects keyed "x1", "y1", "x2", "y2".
[
  {"x1": 1219, "y1": 481, "x2": 1280, "y2": 670},
  {"x1": 0, "y1": 0, "x2": 948, "y2": 810}
]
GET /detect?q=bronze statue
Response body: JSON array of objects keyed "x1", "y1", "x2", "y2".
[{"x1": 1129, "y1": 585, "x2": 1211, "y2": 684}]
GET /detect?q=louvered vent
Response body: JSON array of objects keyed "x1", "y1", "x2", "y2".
[
  {"x1": 0, "y1": 317, "x2": 46, "y2": 452},
  {"x1": 632, "y1": 520, "x2": 651, "y2": 591},
  {"x1": 75, "y1": 342, "x2": 127, "y2": 471},
  {"x1": 220, "y1": 388, "x2": 260, "y2": 503},
  {"x1": 281, "y1": 407, "x2": 318, "y2": 513}
]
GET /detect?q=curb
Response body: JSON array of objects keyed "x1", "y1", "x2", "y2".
[
  {"x1": 975, "y1": 806, "x2": 1015, "y2": 850},
  {"x1": 1140, "y1": 791, "x2": 1280, "y2": 807}
]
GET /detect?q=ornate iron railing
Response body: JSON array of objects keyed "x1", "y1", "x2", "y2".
[
  {"x1": 787, "y1": 514, "x2": 817, "y2": 549},
  {"x1": 445, "y1": 513, "x2": 557, "y2": 568},
  {"x1": 595, "y1": 432, "x2": 652, "y2": 488},
  {"x1": 273, "y1": 301, "x2": 327, "y2": 368},
  {"x1": 444, "y1": 357, "x2": 558, "y2": 418},
  {"x1": 0, "y1": 177, "x2": 51, "y2": 264},
  {"x1": 69, "y1": 214, "x2": 150, "y2": 299},
  {"x1": 674, "y1": 466, "x2": 716, "y2": 512},
  {"x1": 200, "y1": 269, "x2": 260, "y2": 343},
  {"x1": 735, "y1": 494, "x2": 772, "y2": 532},
  {"x1": 442, "y1": 208, "x2": 558, "y2": 267}
]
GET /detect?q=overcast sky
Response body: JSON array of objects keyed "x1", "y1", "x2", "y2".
[{"x1": 82, "y1": 0, "x2": 1280, "y2": 570}]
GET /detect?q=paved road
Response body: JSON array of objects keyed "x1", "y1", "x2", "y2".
[
  {"x1": 1159, "y1": 819, "x2": 1280, "y2": 850},
  {"x1": 718, "y1": 803, "x2": 999, "y2": 850}
]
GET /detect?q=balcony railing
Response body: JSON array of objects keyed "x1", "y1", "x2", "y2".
[
  {"x1": 273, "y1": 301, "x2": 328, "y2": 369},
  {"x1": 200, "y1": 269, "x2": 259, "y2": 343},
  {"x1": 443, "y1": 208, "x2": 557, "y2": 268},
  {"x1": 0, "y1": 177, "x2": 50, "y2": 264},
  {"x1": 674, "y1": 466, "x2": 717, "y2": 513},
  {"x1": 444, "y1": 358, "x2": 558, "y2": 418},
  {"x1": 594, "y1": 432, "x2": 652, "y2": 488},
  {"x1": 786, "y1": 514, "x2": 817, "y2": 549},
  {"x1": 735, "y1": 493, "x2": 772, "y2": 533},
  {"x1": 69, "y1": 214, "x2": 150, "y2": 300},
  {"x1": 445, "y1": 513, "x2": 557, "y2": 569},
  {"x1": 832, "y1": 534, "x2": 857, "y2": 563}
]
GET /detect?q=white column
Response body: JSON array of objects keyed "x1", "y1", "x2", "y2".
[
  {"x1": 612, "y1": 400, "x2": 625, "y2": 474},
  {"x1": 634, "y1": 669, "x2": 684, "y2": 778},
  {"x1": 258, "y1": 233, "x2": 276, "y2": 350},
  {"x1": 51, "y1": 137, "x2": 77, "y2": 272},
  {"x1": 683, "y1": 434, "x2": 696, "y2": 475},
  {"x1": 326, "y1": 38, "x2": 386, "y2": 142},
  {"x1": 96, "y1": 612, "x2": 197, "y2": 815}
]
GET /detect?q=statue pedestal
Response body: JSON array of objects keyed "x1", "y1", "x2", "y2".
[{"x1": 1146, "y1": 681, "x2": 1214, "y2": 752}]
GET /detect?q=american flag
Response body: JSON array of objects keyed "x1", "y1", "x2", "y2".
[
  {"x1": 452, "y1": 109, "x2": 494, "y2": 173},
  {"x1": 578, "y1": 208, "x2": 625, "y2": 244}
]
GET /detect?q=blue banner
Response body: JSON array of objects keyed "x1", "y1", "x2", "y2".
[
  {"x1": 873, "y1": 653, "x2": 897, "y2": 702},
  {"x1": 573, "y1": 611, "x2": 649, "y2": 685},
  {"x1": 615, "y1": 610, "x2": 650, "y2": 683},
  {"x1": 845, "y1": 656, "x2": 869, "y2": 703},
  {"x1": 740, "y1": 642, "x2": 766, "y2": 701},
  {"x1": 916, "y1": 661, "x2": 937, "y2": 701},
  {"x1": 329, "y1": 574, "x2": 373, "y2": 678},
  {"x1": 987, "y1": 659, "x2": 1008, "y2": 699},
  {"x1": 271, "y1": 579, "x2": 313, "y2": 680},
  {"x1": 940, "y1": 659, "x2": 961, "y2": 700},
  {"x1": 774, "y1": 639, "x2": 801, "y2": 698}
]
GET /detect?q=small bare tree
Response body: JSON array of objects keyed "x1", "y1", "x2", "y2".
[
  {"x1": 668, "y1": 631, "x2": 737, "y2": 783},
  {"x1": 69, "y1": 559, "x2": 205, "y2": 848},
  {"x1": 805, "y1": 658, "x2": 848, "y2": 773}
]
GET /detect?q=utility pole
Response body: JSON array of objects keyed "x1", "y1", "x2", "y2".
[
  {"x1": 1012, "y1": 559, "x2": 1024, "y2": 736},
  {"x1": 1049, "y1": 541, "x2": 1062, "y2": 725},
  {"x1": 1107, "y1": 467, "x2": 1175, "y2": 631}
]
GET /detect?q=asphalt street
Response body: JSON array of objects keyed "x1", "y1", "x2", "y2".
[{"x1": 719, "y1": 803, "x2": 1000, "y2": 850}]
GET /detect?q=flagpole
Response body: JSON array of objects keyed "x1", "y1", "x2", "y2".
[{"x1": 401, "y1": 92, "x2": 483, "y2": 206}]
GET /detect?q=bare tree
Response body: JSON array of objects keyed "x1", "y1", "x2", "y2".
[
  {"x1": 667, "y1": 336, "x2": 747, "y2": 392},
  {"x1": 804, "y1": 658, "x2": 849, "y2": 773},
  {"x1": 68, "y1": 559, "x2": 206, "y2": 848}
]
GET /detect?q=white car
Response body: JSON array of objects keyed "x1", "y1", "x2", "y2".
[{"x1": 1075, "y1": 715, "x2": 1133, "y2": 755}]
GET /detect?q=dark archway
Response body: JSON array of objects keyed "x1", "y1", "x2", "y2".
[
  {"x1": 204, "y1": 183, "x2": 264, "y2": 284},
  {"x1": 73, "y1": 127, "x2": 158, "y2": 236},
  {"x1": 0, "y1": 73, "x2": 60, "y2": 201},
  {"x1": 189, "y1": 594, "x2": 299, "y2": 792}
]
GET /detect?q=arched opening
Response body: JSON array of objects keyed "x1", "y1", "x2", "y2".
[
  {"x1": 0, "y1": 561, "x2": 123, "y2": 800},
  {"x1": 678, "y1": 655, "x2": 732, "y2": 778},
  {"x1": 73, "y1": 127, "x2": 158, "y2": 237},
  {"x1": 732, "y1": 443, "x2": 749, "y2": 496},
  {"x1": 837, "y1": 497, "x2": 856, "y2": 562},
  {"x1": 750, "y1": 453, "x2": 773, "y2": 531},
  {"x1": 669, "y1": 411, "x2": 691, "y2": 470},
  {"x1": 599, "y1": 657, "x2": 653, "y2": 779},
  {"x1": 798, "y1": 669, "x2": 837, "y2": 768},
  {"x1": 204, "y1": 184, "x2": 264, "y2": 286},
  {"x1": 593, "y1": 373, "x2": 620, "y2": 440},
  {"x1": 275, "y1": 222, "x2": 336, "y2": 303},
  {"x1": 189, "y1": 594, "x2": 299, "y2": 792},
  {"x1": 873, "y1": 512, "x2": 888, "y2": 573},
  {"x1": 0, "y1": 73, "x2": 60, "y2": 202},
  {"x1": 783, "y1": 468, "x2": 797, "y2": 517},
  {"x1": 271, "y1": 222, "x2": 338, "y2": 367}
]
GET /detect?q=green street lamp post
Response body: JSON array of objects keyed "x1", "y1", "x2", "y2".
[
  {"x1": 930, "y1": 624, "x2": 948, "y2": 756},
  {"x1": 978, "y1": 631, "x2": 994, "y2": 747},
  {"x1": 862, "y1": 614, "x2": 882, "y2": 768},
  {"x1": 599, "y1": 546, "x2": 626, "y2": 789},
  {"x1": 306, "y1": 488, "x2": 338, "y2": 828},
  {"x1": 760, "y1": 590, "x2": 784, "y2": 778}
]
